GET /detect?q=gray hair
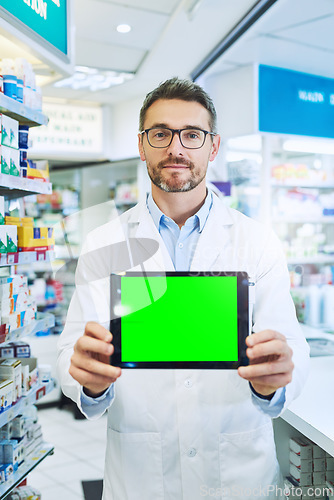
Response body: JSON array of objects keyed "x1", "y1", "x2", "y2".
[{"x1": 139, "y1": 77, "x2": 217, "y2": 133}]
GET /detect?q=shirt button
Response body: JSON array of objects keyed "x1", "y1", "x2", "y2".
[
  {"x1": 184, "y1": 379, "x2": 192, "y2": 388},
  {"x1": 187, "y1": 448, "x2": 197, "y2": 457},
  {"x1": 178, "y1": 243, "x2": 183, "y2": 248}
]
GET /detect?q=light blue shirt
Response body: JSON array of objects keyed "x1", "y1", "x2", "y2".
[{"x1": 81, "y1": 190, "x2": 285, "y2": 417}]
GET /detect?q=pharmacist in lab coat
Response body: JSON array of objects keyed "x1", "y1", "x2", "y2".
[{"x1": 57, "y1": 78, "x2": 310, "y2": 500}]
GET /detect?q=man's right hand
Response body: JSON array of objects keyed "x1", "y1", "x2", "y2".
[{"x1": 69, "y1": 321, "x2": 122, "y2": 398}]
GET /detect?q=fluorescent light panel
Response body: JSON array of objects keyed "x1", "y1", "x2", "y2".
[
  {"x1": 283, "y1": 138, "x2": 334, "y2": 155},
  {"x1": 54, "y1": 66, "x2": 134, "y2": 91}
]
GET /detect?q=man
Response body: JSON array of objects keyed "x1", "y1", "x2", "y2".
[{"x1": 57, "y1": 77, "x2": 310, "y2": 500}]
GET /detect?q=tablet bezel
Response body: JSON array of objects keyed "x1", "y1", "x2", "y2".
[{"x1": 110, "y1": 271, "x2": 249, "y2": 369}]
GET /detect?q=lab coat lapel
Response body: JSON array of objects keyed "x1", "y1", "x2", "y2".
[
  {"x1": 127, "y1": 201, "x2": 175, "y2": 272},
  {"x1": 190, "y1": 195, "x2": 234, "y2": 272}
]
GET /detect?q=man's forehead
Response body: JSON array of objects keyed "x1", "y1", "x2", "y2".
[{"x1": 144, "y1": 98, "x2": 210, "y2": 127}]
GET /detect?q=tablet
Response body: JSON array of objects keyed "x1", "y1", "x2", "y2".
[{"x1": 110, "y1": 271, "x2": 249, "y2": 369}]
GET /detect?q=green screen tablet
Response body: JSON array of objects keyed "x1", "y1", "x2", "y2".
[{"x1": 110, "y1": 271, "x2": 249, "y2": 369}]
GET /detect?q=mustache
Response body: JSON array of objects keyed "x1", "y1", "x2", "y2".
[{"x1": 158, "y1": 157, "x2": 193, "y2": 168}]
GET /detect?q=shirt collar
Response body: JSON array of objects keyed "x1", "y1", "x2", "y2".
[{"x1": 146, "y1": 189, "x2": 213, "y2": 233}]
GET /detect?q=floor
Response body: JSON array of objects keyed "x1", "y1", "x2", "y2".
[{"x1": 26, "y1": 405, "x2": 106, "y2": 500}]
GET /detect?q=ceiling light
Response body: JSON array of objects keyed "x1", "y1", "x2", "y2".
[
  {"x1": 54, "y1": 67, "x2": 134, "y2": 92},
  {"x1": 283, "y1": 138, "x2": 334, "y2": 155},
  {"x1": 116, "y1": 24, "x2": 131, "y2": 34}
]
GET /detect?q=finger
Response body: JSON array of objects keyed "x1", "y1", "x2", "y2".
[
  {"x1": 249, "y1": 372, "x2": 293, "y2": 388},
  {"x1": 247, "y1": 340, "x2": 292, "y2": 361},
  {"x1": 69, "y1": 364, "x2": 121, "y2": 389},
  {"x1": 84, "y1": 321, "x2": 113, "y2": 342},
  {"x1": 75, "y1": 336, "x2": 114, "y2": 357},
  {"x1": 238, "y1": 358, "x2": 293, "y2": 379},
  {"x1": 246, "y1": 330, "x2": 285, "y2": 347},
  {"x1": 71, "y1": 350, "x2": 121, "y2": 379}
]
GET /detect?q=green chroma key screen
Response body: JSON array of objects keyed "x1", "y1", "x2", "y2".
[{"x1": 110, "y1": 272, "x2": 249, "y2": 369}]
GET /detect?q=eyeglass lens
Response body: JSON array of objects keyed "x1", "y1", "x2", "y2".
[{"x1": 147, "y1": 128, "x2": 206, "y2": 149}]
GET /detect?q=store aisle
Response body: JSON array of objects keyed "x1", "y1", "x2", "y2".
[{"x1": 27, "y1": 407, "x2": 107, "y2": 500}]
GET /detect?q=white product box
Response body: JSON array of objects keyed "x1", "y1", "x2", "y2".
[
  {"x1": 0, "y1": 345, "x2": 15, "y2": 358},
  {"x1": 11, "y1": 415, "x2": 25, "y2": 439},
  {"x1": 10, "y1": 148, "x2": 20, "y2": 177},
  {"x1": 21, "y1": 364, "x2": 29, "y2": 395},
  {"x1": 313, "y1": 471, "x2": 326, "y2": 484},
  {"x1": 290, "y1": 463, "x2": 312, "y2": 486},
  {"x1": 0, "y1": 358, "x2": 22, "y2": 402},
  {"x1": 0, "y1": 297, "x2": 14, "y2": 316},
  {"x1": 0, "y1": 196, "x2": 4, "y2": 225},
  {"x1": 0, "y1": 226, "x2": 6, "y2": 253},
  {"x1": 0, "y1": 282, "x2": 13, "y2": 299},
  {"x1": 11, "y1": 275, "x2": 28, "y2": 295},
  {"x1": 0, "y1": 422, "x2": 13, "y2": 440},
  {"x1": 313, "y1": 457, "x2": 326, "y2": 472},
  {"x1": 1, "y1": 312, "x2": 21, "y2": 332},
  {"x1": 0, "y1": 144, "x2": 11, "y2": 175},
  {"x1": 20, "y1": 357, "x2": 38, "y2": 390},
  {"x1": 313, "y1": 445, "x2": 326, "y2": 459},
  {"x1": 6, "y1": 225, "x2": 17, "y2": 253},
  {"x1": 0, "y1": 114, "x2": 19, "y2": 149},
  {"x1": 14, "y1": 291, "x2": 29, "y2": 312},
  {"x1": 290, "y1": 451, "x2": 313, "y2": 472},
  {"x1": 0, "y1": 379, "x2": 13, "y2": 412},
  {"x1": 3, "y1": 439, "x2": 19, "y2": 471},
  {"x1": 290, "y1": 437, "x2": 313, "y2": 460}
]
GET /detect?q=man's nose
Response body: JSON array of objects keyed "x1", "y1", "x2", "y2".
[{"x1": 166, "y1": 132, "x2": 184, "y2": 154}]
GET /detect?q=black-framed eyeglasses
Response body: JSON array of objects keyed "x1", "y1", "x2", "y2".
[{"x1": 140, "y1": 127, "x2": 216, "y2": 149}]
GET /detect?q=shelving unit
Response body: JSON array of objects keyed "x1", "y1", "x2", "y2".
[
  {"x1": 0, "y1": 442, "x2": 54, "y2": 499},
  {"x1": 0, "y1": 87, "x2": 56, "y2": 495},
  {"x1": 0, "y1": 93, "x2": 48, "y2": 128}
]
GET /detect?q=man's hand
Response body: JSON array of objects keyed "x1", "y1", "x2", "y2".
[
  {"x1": 69, "y1": 321, "x2": 122, "y2": 398},
  {"x1": 237, "y1": 330, "x2": 294, "y2": 397}
]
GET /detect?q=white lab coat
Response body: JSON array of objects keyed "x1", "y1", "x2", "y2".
[{"x1": 57, "y1": 195, "x2": 310, "y2": 500}]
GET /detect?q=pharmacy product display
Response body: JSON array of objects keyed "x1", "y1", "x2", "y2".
[
  {"x1": 0, "y1": 58, "x2": 42, "y2": 112},
  {"x1": 284, "y1": 436, "x2": 334, "y2": 499}
]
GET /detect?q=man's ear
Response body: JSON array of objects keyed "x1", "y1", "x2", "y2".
[
  {"x1": 138, "y1": 134, "x2": 146, "y2": 162},
  {"x1": 209, "y1": 134, "x2": 221, "y2": 162}
]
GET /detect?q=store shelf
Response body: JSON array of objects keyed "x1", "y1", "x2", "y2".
[
  {"x1": 2, "y1": 312, "x2": 55, "y2": 344},
  {"x1": 0, "y1": 250, "x2": 54, "y2": 267},
  {"x1": 0, "y1": 174, "x2": 52, "y2": 199},
  {"x1": 0, "y1": 379, "x2": 55, "y2": 428},
  {"x1": 287, "y1": 255, "x2": 334, "y2": 265},
  {"x1": 0, "y1": 442, "x2": 54, "y2": 499},
  {"x1": 272, "y1": 216, "x2": 334, "y2": 224},
  {"x1": 0, "y1": 93, "x2": 48, "y2": 127},
  {"x1": 271, "y1": 183, "x2": 334, "y2": 189}
]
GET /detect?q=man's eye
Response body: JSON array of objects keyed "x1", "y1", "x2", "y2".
[
  {"x1": 184, "y1": 130, "x2": 200, "y2": 140},
  {"x1": 153, "y1": 130, "x2": 168, "y2": 139}
]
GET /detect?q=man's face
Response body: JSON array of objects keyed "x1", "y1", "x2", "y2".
[{"x1": 138, "y1": 99, "x2": 220, "y2": 193}]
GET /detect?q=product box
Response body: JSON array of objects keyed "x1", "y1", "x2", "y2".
[
  {"x1": 17, "y1": 226, "x2": 54, "y2": 251},
  {"x1": 0, "y1": 421, "x2": 13, "y2": 440},
  {"x1": 11, "y1": 415, "x2": 25, "y2": 439},
  {"x1": 6, "y1": 225, "x2": 18, "y2": 253},
  {"x1": 5, "y1": 216, "x2": 33, "y2": 226},
  {"x1": 0, "y1": 358, "x2": 22, "y2": 402},
  {"x1": 290, "y1": 437, "x2": 313, "y2": 460},
  {"x1": 0, "y1": 345, "x2": 15, "y2": 358},
  {"x1": 0, "y1": 226, "x2": 6, "y2": 253},
  {"x1": 0, "y1": 282, "x2": 13, "y2": 299},
  {"x1": 313, "y1": 457, "x2": 326, "y2": 472},
  {"x1": 10, "y1": 148, "x2": 20, "y2": 176},
  {"x1": 289, "y1": 463, "x2": 312, "y2": 486},
  {"x1": 11, "y1": 274, "x2": 28, "y2": 295},
  {"x1": 0, "y1": 114, "x2": 19, "y2": 149},
  {"x1": 20, "y1": 357, "x2": 38, "y2": 390},
  {"x1": 3, "y1": 439, "x2": 19, "y2": 471},
  {"x1": 289, "y1": 451, "x2": 313, "y2": 472},
  {"x1": 1, "y1": 312, "x2": 21, "y2": 332},
  {"x1": 0, "y1": 196, "x2": 4, "y2": 225},
  {"x1": 0, "y1": 378, "x2": 13, "y2": 412},
  {"x1": 27, "y1": 159, "x2": 49, "y2": 182},
  {"x1": 16, "y1": 436, "x2": 25, "y2": 466},
  {"x1": 0, "y1": 462, "x2": 14, "y2": 481},
  {"x1": 21, "y1": 363, "x2": 29, "y2": 395},
  {"x1": 0, "y1": 297, "x2": 14, "y2": 316},
  {"x1": 313, "y1": 445, "x2": 326, "y2": 459},
  {"x1": 313, "y1": 471, "x2": 326, "y2": 484},
  {"x1": 0, "y1": 144, "x2": 11, "y2": 175},
  {"x1": 12, "y1": 341, "x2": 31, "y2": 358}
]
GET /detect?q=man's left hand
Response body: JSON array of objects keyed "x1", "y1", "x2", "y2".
[{"x1": 237, "y1": 330, "x2": 294, "y2": 397}]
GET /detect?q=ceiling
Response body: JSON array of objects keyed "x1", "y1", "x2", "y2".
[{"x1": 36, "y1": 0, "x2": 334, "y2": 106}]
